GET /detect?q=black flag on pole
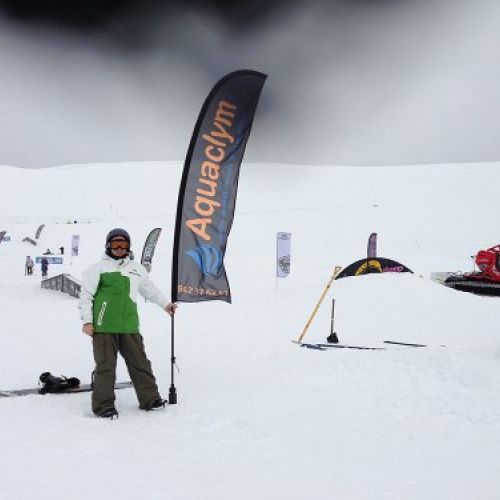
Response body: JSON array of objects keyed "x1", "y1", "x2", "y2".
[
  {"x1": 367, "y1": 232, "x2": 377, "y2": 258},
  {"x1": 172, "y1": 70, "x2": 267, "y2": 303},
  {"x1": 141, "y1": 228, "x2": 162, "y2": 273},
  {"x1": 35, "y1": 224, "x2": 45, "y2": 240}
]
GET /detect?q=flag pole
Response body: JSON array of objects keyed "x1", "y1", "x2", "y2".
[
  {"x1": 168, "y1": 313, "x2": 177, "y2": 404},
  {"x1": 294, "y1": 266, "x2": 342, "y2": 344}
]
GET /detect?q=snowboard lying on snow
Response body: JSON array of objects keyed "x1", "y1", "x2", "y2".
[{"x1": 0, "y1": 381, "x2": 133, "y2": 398}]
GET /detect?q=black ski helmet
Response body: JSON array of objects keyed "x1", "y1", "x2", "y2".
[{"x1": 105, "y1": 228, "x2": 131, "y2": 256}]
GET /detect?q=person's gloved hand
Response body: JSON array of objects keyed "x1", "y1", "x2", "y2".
[
  {"x1": 82, "y1": 323, "x2": 94, "y2": 336},
  {"x1": 165, "y1": 303, "x2": 178, "y2": 316}
]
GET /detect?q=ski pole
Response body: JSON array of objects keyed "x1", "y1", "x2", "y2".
[
  {"x1": 295, "y1": 266, "x2": 342, "y2": 343},
  {"x1": 326, "y1": 298, "x2": 339, "y2": 344},
  {"x1": 330, "y1": 299, "x2": 335, "y2": 335}
]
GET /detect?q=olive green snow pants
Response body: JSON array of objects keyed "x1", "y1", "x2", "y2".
[{"x1": 92, "y1": 333, "x2": 160, "y2": 415}]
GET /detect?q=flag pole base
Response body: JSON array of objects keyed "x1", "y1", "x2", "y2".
[
  {"x1": 326, "y1": 332, "x2": 339, "y2": 344},
  {"x1": 168, "y1": 384, "x2": 177, "y2": 405}
]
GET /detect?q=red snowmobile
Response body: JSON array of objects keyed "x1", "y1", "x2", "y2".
[{"x1": 444, "y1": 244, "x2": 500, "y2": 296}]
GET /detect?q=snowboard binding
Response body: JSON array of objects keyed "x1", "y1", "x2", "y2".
[{"x1": 38, "y1": 372, "x2": 81, "y2": 394}]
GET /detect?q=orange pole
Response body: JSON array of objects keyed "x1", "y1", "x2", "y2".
[{"x1": 295, "y1": 266, "x2": 342, "y2": 343}]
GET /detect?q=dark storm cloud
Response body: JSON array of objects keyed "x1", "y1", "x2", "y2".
[
  {"x1": 0, "y1": 0, "x2": 412, "y2": 40},
  {"x1": 0, "y1": 0, "x2": 298, "y2": 32},
  {"x1": 0, "y1": 0, "x2": 499, "y2": 168}
]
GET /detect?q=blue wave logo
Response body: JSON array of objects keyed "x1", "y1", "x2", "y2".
[{"x1": 186, "y1": 244, "x2": 224, "y2": 277}]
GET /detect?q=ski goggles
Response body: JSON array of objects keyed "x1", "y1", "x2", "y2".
[{"x1": 109, "y1": 240, "x2": 129, "y2": 250}]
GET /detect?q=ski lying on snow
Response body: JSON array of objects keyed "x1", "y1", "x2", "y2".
[
  {"x1": 316, "y1": 343, "x2": 385, "y2": 351},
  {"x1": 293, "y1": 340, "x2": 439, "y2": 351},
  {"x1": 0, "y1": 381, "x2": 133, "y2": 398},
  {"x1": 384, "y1": 340, "x2": 427, "y2": 347},
  {"x1": 293, "y1": 340, "x2": 384, "y2": 351},
  {"x1": 384, "y1": 340, "x2": 447, "y2": 348}
]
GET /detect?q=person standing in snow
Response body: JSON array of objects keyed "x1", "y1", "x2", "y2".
[
  {"x1": 78, "y1": 228, "x2": 177, "y2": 419},
  {"x1": 25, "y1": 256, "x2": 34, "y2": 275},
  {"x1": 40, "y1": 257, "x2": 49, "y2": 277}
]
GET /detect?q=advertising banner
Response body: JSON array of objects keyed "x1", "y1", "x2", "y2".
[
  {"x1": 36, "y1": 256, "x2": 63, "y2": 265},
  {"x1": 35, "y1": 224, "x2": 45, "y2": 239},
  {"x1": 276, "y1": 232, "x2": 291, "y2": 278},
  {"x1": 335, "y1": 257, "x2": 412, "y2": 280},
  {"x1": 172, "y1": 70, "x2": 267, "y2": 303},
  {"x1": 367, "y1": 232, "x2": 377, "y2": 258},
  {"x1": 141, "y1": 228, "x2": 162, "y2": 273}
]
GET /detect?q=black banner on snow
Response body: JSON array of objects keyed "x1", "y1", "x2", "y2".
[
  {"x1": 335, "y1": 257, "x2": 413, "y2": 280},
  {"x1": 172, "y1": 70, "x2": 267, "y2": 303},
  {"x1": 141, "y1": 228, "x2": 162, "y2": 273}
]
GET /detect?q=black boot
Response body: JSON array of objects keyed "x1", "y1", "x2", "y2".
[
  {"x1": 96, "y1": 408, "x2": 119, "y2": 419},
  {"x1": 146, "y1": 398, "x2": 167, "y2": 411}
]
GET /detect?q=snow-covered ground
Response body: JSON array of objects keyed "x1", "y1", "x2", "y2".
[{"x1": 1, "y1": 161, "x2": 500, "y2": 499}]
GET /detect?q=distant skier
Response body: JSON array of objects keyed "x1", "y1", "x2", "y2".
[
  {"x1": 40, "y1": 257, "x2": 49, "y2": 277},
  {"x1": 78, "y1": 228, "x2": 177, "y2": 419},
  {"x1": 25, "y1": 256, "x2": 34, "y2": 275},
  {"x1": 59, "y1": 246, "x2": 64, "y2": 255},
  {"x1": 43, "y1": 248, "x2": 52, "y2": 255}
]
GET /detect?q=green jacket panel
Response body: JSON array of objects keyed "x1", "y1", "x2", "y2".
[{"x1": 93, "y1": 272, "x2": 140, "y2": 334}]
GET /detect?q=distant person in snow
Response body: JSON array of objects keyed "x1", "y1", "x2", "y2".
[
  {"x1": 40, "y1": 257, "x2": 49, "y2": 277},
  {"x1": 43, "y1": 248, "x2": 52, "y2": 255},
  {"x1": 59, "y1": 246, "x2": 64, "y2": 255},
  {"x1": 78, "y1": 228, "x2": 177, "y2": 419},
  {"x1": 25, "y1": 256, "x2": 34, "y2": 275}
]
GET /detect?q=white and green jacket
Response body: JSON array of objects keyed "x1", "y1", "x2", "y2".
[{"x1": 79, "y1": 254, "x2": 169, "y2": 334}]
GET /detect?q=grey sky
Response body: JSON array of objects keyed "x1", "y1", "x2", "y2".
[{"x1": 1, "y1": 0, "x2": 499, "y2": 168}]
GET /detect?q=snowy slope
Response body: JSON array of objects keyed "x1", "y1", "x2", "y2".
[{"x1": 1, "y1": 161, "x2": 500, "y2": 500}]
